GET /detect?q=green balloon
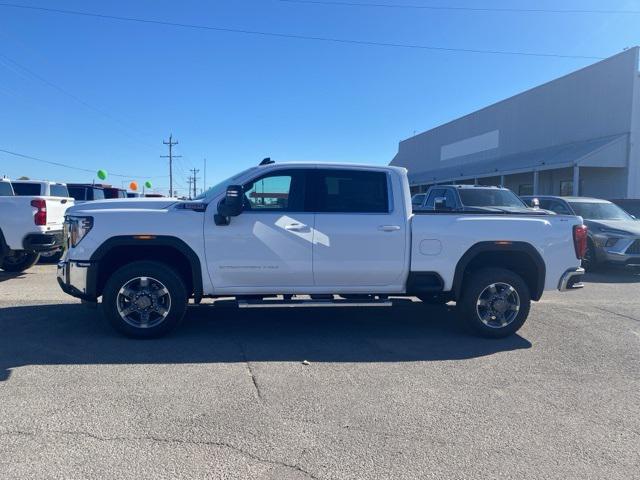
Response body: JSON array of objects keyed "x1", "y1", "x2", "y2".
[
  {"x1": 145, "y1": 181, "x2": 152, "y2": 189},
  {"x1": 97, "y1": 169, "x2": 107, "y2": 180}
]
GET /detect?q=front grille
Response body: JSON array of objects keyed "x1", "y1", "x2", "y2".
[{"x1": 626, "y1": 240, "x2": 640, "y2": 255}]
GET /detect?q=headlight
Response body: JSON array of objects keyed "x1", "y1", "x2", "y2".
[{"x1": 66, "y1": 216, "x2": 93, "y2": 247}]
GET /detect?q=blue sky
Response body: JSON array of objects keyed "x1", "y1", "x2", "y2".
[{"x1": 0, "y1": 0, "x2": 638, "y2": 196}]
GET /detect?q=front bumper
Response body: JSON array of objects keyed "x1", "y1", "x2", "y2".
[
  {"x1": 57, "y1": 260, "x2": 95, "y2": 301},
  {"x1": 23, "y1": 231, "x2": 64, "y2": 252},
  {"x1": 558, "y1": 267, "x2": 585, "y2": 291},
  {"x1": 594, "y1": 237, "x2": 640, "y2": 267}
]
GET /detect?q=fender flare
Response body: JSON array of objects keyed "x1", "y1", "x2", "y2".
[
  {"x1": 88, "y1": 235, "x2": 203, "y2": 302},
  {"x1": 452, "y1": 241, "x2": 546, "y2": 301}
]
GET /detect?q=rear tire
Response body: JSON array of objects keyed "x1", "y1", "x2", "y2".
[
  {"x1": 581, "y1": 241, "x2": 599, "y2": 272},
  {"x1": 458, "y1": 268, "x2": 531, "y2": 338},
  {"x1": 1, "y1": 250, "x2": 40, "y2": 272},
  {"x1": 101, "y1": 261, "x2": 188, "y2": 338}
]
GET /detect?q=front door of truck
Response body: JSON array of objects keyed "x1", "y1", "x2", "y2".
[
  {"x1": 310, "y1": 168, "x2": 407, "y2": 288},
  {"x1": 205, "y1": 169, "x2": 315, "y2": 290}
]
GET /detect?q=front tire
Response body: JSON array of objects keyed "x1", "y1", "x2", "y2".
[
  {"x1": 458, "y1": 268, "x2": 531, "y2": 338},
  {"x1": 1, "y1": 250, "x2": 40, "y2": 272},
  {"x1": 101, "y1": 261, "x2": 188, "y2": 338}
]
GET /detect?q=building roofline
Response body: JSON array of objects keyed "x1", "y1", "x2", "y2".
[{"x1": 400, "y1": 47, "x2": 639, "y2": 145}]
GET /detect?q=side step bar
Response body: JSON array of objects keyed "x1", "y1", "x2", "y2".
[{"x1": 238, "y1": 298, "x2": 393, "y2": 309}]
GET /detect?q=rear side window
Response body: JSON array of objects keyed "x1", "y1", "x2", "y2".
[
  {"x1": 412, "y1": 194, "x2": 425, "y2": 206},
  {"x1": 11, "y1": 183, "x2": 41, "y2": 196},
  {"x1": 0, "y1": 182, "x2": 13, "y2": 196},
  {"x1": 68, "y1": 187, "x2": 87, "y2": 200},
  {"x1": 92, "y1": 188, "x2": 105, "y2": 200},
  {"x1": 313, "y1": 170, "x2": 389, "y2": 213},
  {"x1": 50, "y1": 184, "x2": 69, "y2": 197}
]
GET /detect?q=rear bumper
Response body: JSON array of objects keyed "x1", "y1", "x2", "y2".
[
  {"x1": 23, "y1": 231, "x2": 64, "y2": 252},
  {"x1": 558, "y1": 267, "x2": 585, "y2": 291},
  {"x1": 57, "y1": 260, "x2": 96, "y2": 301}
]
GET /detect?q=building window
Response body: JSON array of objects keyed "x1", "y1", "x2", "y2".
[
  {"x1": 518, "y1": 184, "x2": 533, "y2": 196},
  {"x1": 560, "y1": 181, "x2": 573, "y2": 196}
]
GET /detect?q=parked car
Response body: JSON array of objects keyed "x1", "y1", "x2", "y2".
[
  {"x1": 58, "y1": 161, "x2": 586, "y2": 339},
  {"x1": 611, "y1": 199, "x2": 640, "y2": 218},
  {"x1": 522, "y1": 196, "x2": 640, "y2": 270},
  {"x1": 0, "y1": 179, "x2": 73, "y2": 272},
  {"x1": 416, "y1": 184, "x2": 539, "y2": 214},
  {"x1": 9, "y1": 181, "x2": 75, "y2": 263},
  {"x1": 67, "y1": 183, "x2": 106, "y2": 202}
]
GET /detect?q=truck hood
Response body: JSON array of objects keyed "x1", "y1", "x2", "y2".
[{"x1": 66, "y1": 197, "x2": 178, "y2": 214}]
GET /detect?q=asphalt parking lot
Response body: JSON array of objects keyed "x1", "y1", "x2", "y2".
[{"x1": 1, "y1": 265, "x2": 639, "y2": 479}]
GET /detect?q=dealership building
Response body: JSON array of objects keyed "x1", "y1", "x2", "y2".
[{"x1": 391, "y1": 47, "x2": 640, "y2": 200}]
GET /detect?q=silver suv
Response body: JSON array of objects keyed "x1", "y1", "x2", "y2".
[{"x1": 522, "y1": 196, "x2": 640, "y2": 270}]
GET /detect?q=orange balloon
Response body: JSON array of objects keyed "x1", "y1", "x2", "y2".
[{"x1": 129, "y1": 181, "x2": 138, "y2": 191}]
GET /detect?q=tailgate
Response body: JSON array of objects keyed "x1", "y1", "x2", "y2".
[{"x1": 45, "y1": 197, "x2": 74, "y2": 228}]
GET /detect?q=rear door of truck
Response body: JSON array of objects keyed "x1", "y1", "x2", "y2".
[{"x1": 310, "y1": 168, "x2": 408, "y2": 287}]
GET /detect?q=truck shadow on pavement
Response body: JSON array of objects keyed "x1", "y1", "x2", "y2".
[
  {"x1": 0, "y1": 301, "x2": 532, "y2": 381},
  {"x1": 582, "y1": 267, "x2": 640, "y2": 284}
]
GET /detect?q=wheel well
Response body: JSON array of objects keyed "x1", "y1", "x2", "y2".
[
  {"x1": 94, "y1": 245, "x2": 195, "y2": 298},
  {"x1": 454, "y1": 245, "x2": 545, "y2": 301}
]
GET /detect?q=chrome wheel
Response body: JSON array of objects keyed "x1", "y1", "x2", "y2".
[
  {"x1": 116, "y1": 276, "x2": 171, "y2": 329},
  {"x1": 476, "y1": 282, "x2": 520, "y2": 329}
]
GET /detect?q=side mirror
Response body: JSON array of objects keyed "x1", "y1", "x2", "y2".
[
  {"x1": 215, "y1": 185, "x2": 243, "y2": 225},
  {"x1": 531, "y1": 198, "x2": 540, "y2": 209},
  {"x1": 434, "y1": 197, "x2": 447, "y2": 210}
]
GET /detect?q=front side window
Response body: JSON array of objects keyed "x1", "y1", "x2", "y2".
[
  {"x1": 547, "y1": 200, "x2": 572, "y2": 215},
  {"x1": 92, "y1": 188, "x2": 105, "y2": 200},
  {"x1": 314, "y1": 170, "x2": 389, "y2": 213},
  {"x1": 241, "y1": 170, "x2": 306, "y2": 212}
]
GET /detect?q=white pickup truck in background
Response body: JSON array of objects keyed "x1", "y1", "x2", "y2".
[
  {"x1": 0, "y1": 179, "x2": 74, "y2": 272},
  {"x1": 57, "y1": 161, "x2": 587, "y2": 338}
]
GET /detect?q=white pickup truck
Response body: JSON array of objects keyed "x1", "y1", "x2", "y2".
[
  {"x1": 0, "y1": 179, "x2": 74, "y2": 272},
  {"x1": 57, "y1": 161, "x2": 587, "y2": 338}
]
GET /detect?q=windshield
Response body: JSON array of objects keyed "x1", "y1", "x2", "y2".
[
  {"x1": 458, "y1": 189, "x2": 526, "y2": 208},
  {"x1": 568, "y1": 202, "x2": 633, "y2": 221},
  {"x1": 194, "y1": 167, "x2": 256, "y2": 200}
]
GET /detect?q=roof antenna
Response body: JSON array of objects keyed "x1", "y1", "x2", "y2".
[{"x1": 259, "y1": 157, "x2": 274, "y2": 166}]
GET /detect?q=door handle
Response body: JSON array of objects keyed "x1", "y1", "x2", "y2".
[
  {"x1": 378, "y1": 225, "x2": 401, "y2": 232},
  {"x1": 285, "y1": 223, "x2": 308, "y2": 232}
]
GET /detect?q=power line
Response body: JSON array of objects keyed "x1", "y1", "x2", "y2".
[
  {"x1": 0, "y1": 147, "x2": 169, "y2": 179},
  {"x1": 0, "y1": 2, "x2": 604, "y2": 60},
  {"x1": 0, "y1": 52, "x2": 158, "y2": 152},
  {"x1": 280, "y1": 0, "x2": 640, "y2": 15}
]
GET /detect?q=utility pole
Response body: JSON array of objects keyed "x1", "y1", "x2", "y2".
[
  {"x1": 203, "y1": 158, "x2": 207, "y2": 193},
  {"x1": 189, "y1": 168, "x2": 200, "y2": 198},
  {"x1": 161, "y1": 134, "x2": 182, "y2": 197},
  {"x1": 187, "y1": 176, "x2": 193, "y2": 200}
]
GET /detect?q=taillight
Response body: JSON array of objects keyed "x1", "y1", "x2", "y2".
[
  {"x1": 573, "y1": 224, "x2": 588, "y2": 259},
  {"x1": 31, "y1": 199, "x2": 47, "y2": 226}
]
